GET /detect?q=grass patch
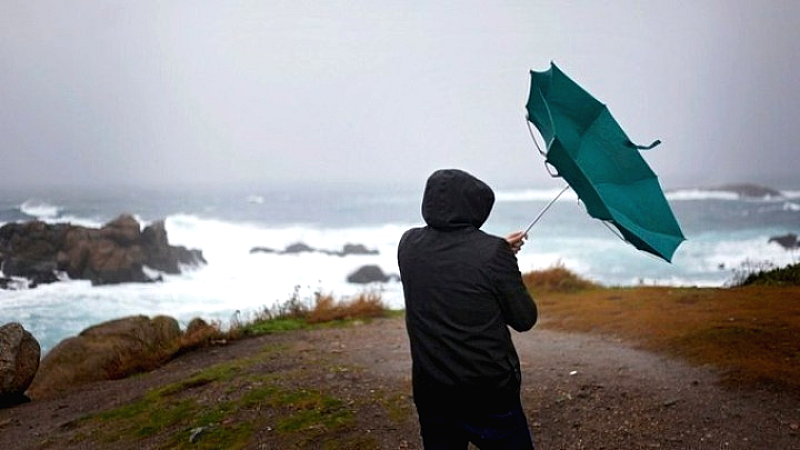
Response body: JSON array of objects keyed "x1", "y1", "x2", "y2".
[
  {"x1": 732, "y1": 261, "x2": 800, "y2": 286},
  {"x1": 86, "y1": 353, "x2": 355, "y2": 449},
  {"x1": 235, "y1": 288, "x2": 390, "y2": 337}
]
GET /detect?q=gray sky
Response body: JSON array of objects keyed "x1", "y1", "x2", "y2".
[{"x1": 1, "y1": 1, "x2": 798, "y2": 191}]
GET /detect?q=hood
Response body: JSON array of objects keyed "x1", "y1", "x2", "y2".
[{"x1": 421, "y1": 169, "x2": 495, "y2": 230}]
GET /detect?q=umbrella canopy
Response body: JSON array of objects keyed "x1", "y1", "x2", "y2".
[{"x1": 526, "y1": 62, "x2": 685, "y2": 262}]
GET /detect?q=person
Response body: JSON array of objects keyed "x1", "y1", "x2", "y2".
[{"x1": 398, "y1": 168, "x2": 538, "y2": 449}]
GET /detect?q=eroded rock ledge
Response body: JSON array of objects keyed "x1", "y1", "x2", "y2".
[{"x1": 0, "y1": 214, "x2": 206, "y2": 288}]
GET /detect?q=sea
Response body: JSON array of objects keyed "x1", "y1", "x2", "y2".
[{"x1": 1, "y1": 183, "x2": 799, "y2": 355}]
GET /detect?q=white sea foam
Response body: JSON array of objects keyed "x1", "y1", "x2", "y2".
[
  {"x1": 3, "y1": 190, "x2": 799, "y2": 356},
  {"x1": 783, "y1": 202, "x2": 800, "y2": 212},
  {"x1": 665, "y1": 190, "x2": 741, "y2": 201},
  {"x1": 497, "y1": 187, "x2": 790, "y2": 203},
  {"x1": 19, "y1": 200, "x2": 62, "y2": 219}
]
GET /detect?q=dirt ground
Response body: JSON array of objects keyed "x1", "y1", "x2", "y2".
[{"x1": 1, "y1": 316, "x2": 799, "y2": 449}]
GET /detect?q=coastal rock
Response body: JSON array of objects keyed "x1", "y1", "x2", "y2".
[
  {"x1": 0, "y1": 322, "x2": 41, "y2": 407},
  {"x1": 0, "y1": 215, "x2": 205, "y2": 289},
  {"x1": 249, "y1": 242, "x2": 379, "y2": 257},
  {"x1": 100, "y1": 214, "x2": 141, "y2": 245},
  {"x1": 27, "y1": 315, "x2": 182, "y2": 399},
  {"x1": 249, "y1": 246, "x2": 276, "y2": 254},
  {"x1": 283, "y1": 242, "x2": 315, "y2": 254},
  {"x1": 141, "y1": 220, "x2": 207, "y2": 274},
  {"x1": 346, "y1": 265, "x2": 397, "y2": 284},
  {"x1": 0, "y1": 221, "x2": 67, "y2": 287},
  {"x1": 341, "y1": 243, "x2": 379, "y2": 256},
  {"x1": 768, "y1": 233, "x2": 799, "y2": 250}
]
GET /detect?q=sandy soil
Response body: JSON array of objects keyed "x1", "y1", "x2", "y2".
[{"x1": 1, "y1": 317, "x2": 799, "y2": 449}]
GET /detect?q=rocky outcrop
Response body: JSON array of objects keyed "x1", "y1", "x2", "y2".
[
  {"x1": 0, "y1": 322, "x2": 41, "y2": 407},
  {"x1": 0, "y1": 214, "x2": 205, "y2": 288},
  {"x1": 346, "y1": 265, "x2": 398, "y2": 284},
  {"x1": 250, "y1": 242, "x2": 379, "y2": 257},
  {"x1": 769, "y1": 233, "x2": 799, "y2": 250},
  {"x1": 27, "y1": 315, "x2": 182, "y2": 399}
]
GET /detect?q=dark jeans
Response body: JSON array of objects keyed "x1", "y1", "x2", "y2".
[{"x1": 417, "y1": 400, "x2": 534, "y2": 450}]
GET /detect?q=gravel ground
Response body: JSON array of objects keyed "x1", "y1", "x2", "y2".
[{"x1": 1, "y1": 317, "x2": 799, "y2": 449}]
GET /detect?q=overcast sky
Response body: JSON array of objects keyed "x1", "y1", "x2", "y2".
[{"x1": 1, "y1": 1, "x2": 798, "y2": 191}]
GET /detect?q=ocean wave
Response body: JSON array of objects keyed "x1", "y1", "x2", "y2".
[
  {"x1": 494, "y1": 188, "x2": 578, "y2": 203},
  {"x1": 665, "y1": 190, "x2": 742, "y2": 201},
  {"x1": 783, "y1": 202, "x2": 800, "y2": 212},
  {"x1": 497, "y1": 187, "x2": 796, "y2": 203},
  {"x1": 19, "y1": 199, "x2": 62, "y2": 219},
  {"x1": 666, "y1": 189, "x2": 800, "y2": 202}
]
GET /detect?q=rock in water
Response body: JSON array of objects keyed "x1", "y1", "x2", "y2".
[
  {"x1": 347, "y1": 265, "x2": 393, "y2": 284},
  {"x1": 768, "y1": 233, "x2": 799, "y2": 250},
  {"x1": 0, "y1": 215, "x2": 205, "y2": 288}
]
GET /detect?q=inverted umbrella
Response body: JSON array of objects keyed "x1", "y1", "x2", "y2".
[{"x1": 525, "y1": 62, "x2": 685, "y2": 262}]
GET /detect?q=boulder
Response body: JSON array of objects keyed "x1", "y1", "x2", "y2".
[
  {"x1": 346, "y1": 264, "x2": 397, "y2": 284},
  {"x1": 27, "y1": 315, "x2": 182, "y2": 399},
  {"x1": 141, "y1": 220, "x2": 206, "y2": 273},
  {"x1": 100, "y1": 214, "x2": 140, "y2": 245},
  {"x1": 83, "y1": 238, "x2": 149, "y2": 285},
  {"x1": 0, "y1": 322, "x2": 41, "y2": 407}
]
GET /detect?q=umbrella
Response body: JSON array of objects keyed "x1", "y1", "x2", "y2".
[{"x1": 525, "y1": 62, "x2": 685, "y2": 262}]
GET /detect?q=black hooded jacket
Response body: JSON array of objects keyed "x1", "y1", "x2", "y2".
[{"x1": 398, "y1": 169, "x2": 537, "y2": 413}]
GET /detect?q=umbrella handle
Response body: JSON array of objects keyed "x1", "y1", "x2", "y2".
[{"x1": 524, "y1": 185, "x2": 571, "y2": 235}]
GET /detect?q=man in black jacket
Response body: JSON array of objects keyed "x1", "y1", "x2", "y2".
[{"x1": 398, "y1": 169, "x2": 538, "y2": 449}]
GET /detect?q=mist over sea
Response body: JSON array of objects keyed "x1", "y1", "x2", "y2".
[{"x1": 2, "y1": 183, "x2": 799, "y2": 354}]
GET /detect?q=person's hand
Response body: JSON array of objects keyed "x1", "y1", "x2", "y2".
[{"x1": 505, "y1": 231, "x2": 527, "y2": 254}]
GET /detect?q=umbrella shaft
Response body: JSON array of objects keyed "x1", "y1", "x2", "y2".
[{"x1": 525, "y1": 185, "x2": 571, "y2": 234}]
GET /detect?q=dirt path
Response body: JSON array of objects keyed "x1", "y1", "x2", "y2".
[{"x1": 2, "y1": 317, "x2": 799, "y2": 449}]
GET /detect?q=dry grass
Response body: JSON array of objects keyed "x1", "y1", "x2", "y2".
[
  {"x1": 237, "y1": 289, "x2": 391, "y2": 336},
  {"x1": 525, "y1": 279, "x2": 800, "y2": 393},
  {"x1": 522, "y1": 263, "x2": 600, "y2": 293},
  {"x1": 306, "y1": 291, "x2": 387, "y2": 324}
]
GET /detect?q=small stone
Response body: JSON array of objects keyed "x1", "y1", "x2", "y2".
[
  {"x1": 189, "y1": 426, "x2": 206, "y2": 443},
  {"x1": 663, "y1": 398, "x2": 679, "y2": 408}
]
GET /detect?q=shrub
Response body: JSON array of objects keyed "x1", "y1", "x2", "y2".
[
  {"x1": 522, "y1": 263, "x2": 599, "y2": 293},
  {"x1": 731, "y1": 261, "x2": 800, "y2": 287},
  {"x1": 239, "y1": 288, "x2": 389, "y2": 335},
  {"x1": 306, "y1": 290, "x2": 387, "y2": 324}
]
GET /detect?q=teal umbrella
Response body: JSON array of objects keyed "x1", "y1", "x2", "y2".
[{"x1": 525, "y1": 62, "x2": 685, "y2": 262}]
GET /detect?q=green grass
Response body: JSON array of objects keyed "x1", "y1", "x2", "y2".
[{"x1": 85, "y1": 352, "x2": 355, "y2": 449}]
